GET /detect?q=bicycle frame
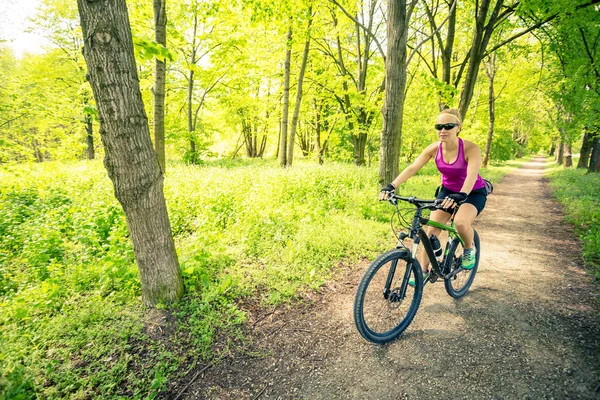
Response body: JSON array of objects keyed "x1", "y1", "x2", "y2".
[{"x1": 393, "y1": 196, "x2": 464, "y2": 280}]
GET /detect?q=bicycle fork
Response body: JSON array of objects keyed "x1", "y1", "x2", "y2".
[{"x1": 382, "y1": 256, "x2": 414, "y2": 302}]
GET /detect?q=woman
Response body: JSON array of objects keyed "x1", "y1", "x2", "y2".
[{"x1": 379, "y1": 108, "x2": 487, "y2": 277}]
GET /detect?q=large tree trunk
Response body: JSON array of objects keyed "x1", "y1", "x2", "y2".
[
  {"x1": 280, "y1": 27, "x2": 292, "y2": 168},
  {"x1": 379, "y1": 0, "x2": 411, "y2": 184},
  {"x1": 563, "y1": 142, "x2": 572, "y2": 167},
  {"x1": 483, "y1": 55, "x2": 495, "y2": 167},
  {"x1": 85, "y1": 113, "x2": 95, "y2": 160},
  {"x1": 556, "y1": 137, "x2": 564, "y2": 165},
  {"x1": 77, "y1": 0, "x2": 183, "y2": 306},
  {"x1": 577, "y1": 128, "x2": 594, "y2": 168},
  {"x1": 153, "y1": 0, "x2": 167, "y2": 172},
  {"x1": 589, "y1": 136, "x2": 600, "y2": 173},
  {"x1": 287, "y1": 14, "x2": 312, "y2": 167}
]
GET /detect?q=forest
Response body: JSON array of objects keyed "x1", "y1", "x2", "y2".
[{"x1": 1, "y1": 0, "x2": 599, "y2": 398}]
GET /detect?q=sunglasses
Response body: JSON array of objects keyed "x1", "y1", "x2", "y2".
[{"x1": 435, "y1": 123, "x2": 460, "y2": 131}]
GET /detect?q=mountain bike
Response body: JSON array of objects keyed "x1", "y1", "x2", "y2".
[{"x1": 353, "y1": 193, "x2": 480, "y2": 344}]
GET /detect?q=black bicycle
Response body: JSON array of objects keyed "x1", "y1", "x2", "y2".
[{"x1": 353, "y1": 193, "x2": 480, "y2": 344}]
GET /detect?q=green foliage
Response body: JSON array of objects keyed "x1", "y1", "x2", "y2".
[
  {"x1": 547, "y1": 166, "x2": 600, "y2": 278},
  {"x1": 0, "y1": 157, "x2": 517, "y2": 398}
]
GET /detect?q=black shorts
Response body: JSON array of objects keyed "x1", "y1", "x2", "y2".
[{"x1": 436, "y1": 185, "x2": 487, "y2": 215}]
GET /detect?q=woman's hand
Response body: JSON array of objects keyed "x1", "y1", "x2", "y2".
[
  {"x1": 379, "y1": 183, "x2": 396, "y2": 200},
  {"x1": 441, "y1": 192, "x2": 467, "y2": 208}
]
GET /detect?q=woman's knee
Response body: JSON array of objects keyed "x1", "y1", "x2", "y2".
[{"x1": 454, "y1": 218, "x2": 471, "y2": 232}]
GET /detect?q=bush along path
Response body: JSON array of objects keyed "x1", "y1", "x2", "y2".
[{"x1": 170, "y1": 156, "x2": 600, "y2": 399}]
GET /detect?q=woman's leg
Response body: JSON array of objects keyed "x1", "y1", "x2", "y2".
[
  {"x1": 453, "y1": 203, "x2": 478, "y2": 249},
  {"x1": 421, "y1": 210, "x2": 451, "y2": 272}
]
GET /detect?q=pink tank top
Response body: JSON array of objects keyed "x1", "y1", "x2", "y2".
[{"x1": 435, "y1": 138, "x2": 485, "y2": 192}]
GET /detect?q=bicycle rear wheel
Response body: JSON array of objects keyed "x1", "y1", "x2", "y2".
[
  {"x1": 353, "y1": 249, "x2": 423, "y2": 344},
  {"x1": 444, "y1": 229, "x2": 480, "y2": 298}
]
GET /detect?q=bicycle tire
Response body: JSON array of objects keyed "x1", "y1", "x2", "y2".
[
  {"x1": 353, "y1": 249, "x2": 423, "y2": 344},
  {"x1": 443, "y1": 229, "x2": 480, "y2": 298}
]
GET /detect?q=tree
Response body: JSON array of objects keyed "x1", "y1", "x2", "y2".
[
  {"x1": 153, "y1": 0, "x2": 167, "y2": 172},
  {"x1": 280, "y1": 27, "x2": 292, "y2": 167},
  {"x1": 379, "y1": 0, "x2": 419, "y2": 184},
  {"x1": 286, "y1": 7, "x2": 313, "y2": 167},
  {"x1": 77, "y1": 0, "x2": 183, "y2": 305}
]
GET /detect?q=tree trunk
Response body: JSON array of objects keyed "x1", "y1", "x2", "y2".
[
  {"x1": 287, "y1": 15, "x2": 311, "y2": 167},
  {"x1": 589, "y1": 136, "x2": 600, "y2": 173},
  {"x1": 280, "y1": 27, "x2": 292, "y2": 168},
  {"x1": 187, "y1": 13, "x2": 199, "y2": 164},
  {"x1": 77, "y1": 0, "x2": 183, "y2": 306},
  {"x1": 483, "y1": 55, "x2": 495, "y2": 167},
  {"x1": 563, "y1": 142, "x2": 572, "y2": 167},
  {"x1": 556, "y1": 137, "x2": 564, "y2": 165},
  {"x1": 313, "y1": 99, "x2": 323, "y2": 165},
  {"x1": 153, "y1": 0, "x2": 167, "y2": 172},
  {"x1": 379, "y1": 0, "x2": 411, "y2": 184},
  {"x1": 85, "y1": 114, "x2": 95, "y2": 160},
  {"x1": 577, "y1": 128, "x2": 593, "y2": 168},
  {"x1": 32, "y1": 129, "x2": 44, "y2": 163},
  {"x1": 458, "y1": 0, "x2": 504, "y2": 120}
]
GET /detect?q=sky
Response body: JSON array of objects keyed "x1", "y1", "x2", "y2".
[{"x1": 0, "y1": 0, "x2": 49, "y2": 57}]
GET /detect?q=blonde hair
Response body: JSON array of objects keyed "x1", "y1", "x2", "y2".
[{"x1": 439, "y1": 108, "x2": 462, "y2": 125}]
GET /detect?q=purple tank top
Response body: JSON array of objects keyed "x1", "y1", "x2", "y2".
[{"x1": 435, "y1": 138, "x2": 485, "y2": 192}]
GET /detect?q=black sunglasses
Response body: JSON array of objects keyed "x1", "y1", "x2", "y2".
[{"x1": 435, "y1": 123, "x2": 459, "y2": 131}]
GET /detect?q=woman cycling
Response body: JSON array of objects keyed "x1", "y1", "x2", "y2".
[{"x1": 379, "y1": 108, "x2": 487, "y2": 278}]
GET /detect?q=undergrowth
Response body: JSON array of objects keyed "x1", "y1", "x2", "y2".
[
  {"x1": 546, "y1": 164, "x2": 600, "y2": 278},
  {"x1": 0, "y1": 158, "x2": 514, "y2": 399}
]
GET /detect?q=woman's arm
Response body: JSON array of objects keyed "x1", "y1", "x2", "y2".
[
  {"x1": 460, "y1": 141, "x2": 482, "y2": 194},
  {"x1": 390, "y1": 142, "x2": 438, "y2": 188}
]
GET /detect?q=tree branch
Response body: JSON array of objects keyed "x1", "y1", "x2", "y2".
[
  {"x1": 407, "y1": 0, "x2": 457, "y2": 65},
  {"x1": 485, "y1": 0, "x2": 600, "y2": 56},
  {"x1": 580, "y1": 27, "x2": 600, "y2": 81},
  {"x1": 328, "y1": 0, "x2": 386, "y2": 60},
  {"x1": 0, "y1": 113, "x2": 29, "y2": 129}
]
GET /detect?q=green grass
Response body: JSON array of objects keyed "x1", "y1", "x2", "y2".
[
  {"x1": 546, "y1": 162, "x2": 600, "y2": 278},
  {"x1": 0, "y1": 157, "x2": 518, "y2": 399}
]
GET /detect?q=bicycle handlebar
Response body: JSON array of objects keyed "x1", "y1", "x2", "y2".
[
  {"x1": 383, "y1": 193, "x2": 458, "y2": 210},
  {"x1": 383, "y1": 193, "x2": 439, "y2": 208}
]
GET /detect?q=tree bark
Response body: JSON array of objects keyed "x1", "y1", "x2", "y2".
[
  {"x1": 77, "y1": 0, "x2": 183, "y2": 306},
  {"x1": 563, "y1": 142, "x2": 572, "y2": 167},
  {"x1": 187, "y1": 12, "x2": 199, "y2": 164},
  {"x1": 153, "y1": 0, "x2": 167, "y2": 172},
  {"x1": 85, "y1": 113, "x2": 95, "y2": 160},
  {"x1": 280, "y1": 27, "x2": 292, "y2": 168},
  {"x1": 483, "y1": 55, "x2": 496, "y2": 167},
  {"x1": 589, "y1": 136, "x2": 600, "y2": 173},
  {"x1": 556, "y1": 138, "x2": 564, "y2": 165},
  {"x1": 577, "y1": 128, "x2": 593, "y2": 168},
  {"x1": 459, "y1": 0, "x2": 504, "y2": 120},
  {"x1": 287, "y1": 13, "x2": 312, "y2": 167},
  {"x1": 379, "y1": 0, "x2": 411, "y2": 184}
]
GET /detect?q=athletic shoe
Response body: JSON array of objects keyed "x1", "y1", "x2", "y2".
[
  {"x1": 462, "y1": 247, "x2": 477, "y2": 270},
  {"x1": 408, "y1": 271, "x2": 429, "y2": 287}
]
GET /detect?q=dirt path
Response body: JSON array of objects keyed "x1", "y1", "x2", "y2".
[{"x1": 178, "y1": 157, "x2": 600, "y2": 399}]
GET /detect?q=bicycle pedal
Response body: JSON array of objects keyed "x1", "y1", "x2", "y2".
[{"x1": 428, "y1": 272, "x2": 439, "y2": 283}]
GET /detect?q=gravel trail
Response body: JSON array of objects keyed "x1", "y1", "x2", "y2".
[{"x1": 178, "y1": 156, "x2": 600, "y2": 400}]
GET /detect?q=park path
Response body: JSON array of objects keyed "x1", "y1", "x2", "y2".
[{"x1": 178, "y1": 156, "x2": 600, "y2": 399}]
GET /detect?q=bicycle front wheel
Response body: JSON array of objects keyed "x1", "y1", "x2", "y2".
[
  {"x1": 444, "y1": 229, "x2": 480, "y2": 298},
  {"x1": 353, "y1": 249, "x2": 423, "y2": 344}
]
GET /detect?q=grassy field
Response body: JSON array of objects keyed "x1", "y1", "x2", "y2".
[
  {"x1": 545, "y1": 161, "x2": 600, "y2": 279},
  {"x1": 0, "y1": 158, "x2": 516, "y2": 399}
]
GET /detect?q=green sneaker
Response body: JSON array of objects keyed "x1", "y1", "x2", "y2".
[
  {"x1": 462, "y1": 247, "x2": 477, "y2": 270},
  {"x1": 409, "y1": 271, "x2": 429, "y2": 287}
]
